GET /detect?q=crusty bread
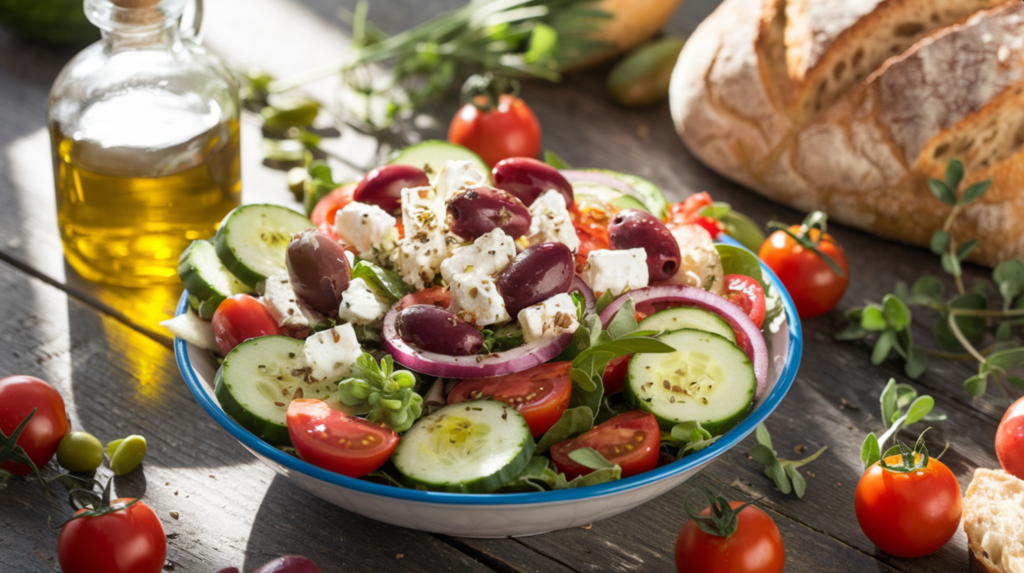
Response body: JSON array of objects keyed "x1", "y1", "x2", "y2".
[
  {"x1": 670, "y1": 0, "x2": 1024, "y2": 266},
  {"x1": 964, "y1": 468, "x2": 1024, "y2": 573}
]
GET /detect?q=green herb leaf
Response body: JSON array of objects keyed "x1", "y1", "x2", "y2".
[
  {"x1": 880, "y1": 378, "x2": 899, "y2": 427},
  {"x1": 957, "y1": 239, "x2": 979, "y2": 261},
  {"x1": 930, "y1": 230, "x2": 951, "y2": 255},
  {"x1": 904, "y1": 396, "x2": 935, "y2": 425},
  {"x1": 945, "y1": 159, "x2": 964, "y2": 192},
  {"x1": 748, "y1": 443, "x2": 777, "y2": 466},
  {"x1": 982, "y1": 347, "x2": 1024, "y2": 373},
  {"x1": 524, "y1": 22, "x2": 559, "y2": 64},
  {"x1": 861, "y1": 433, "x2": 881, "y2": 470},
  {"x1": 910, "y1": 275, "x2": 945, "y2": 306},
  {"x1": 928, "y1": 179, "x2": 957, "y2": 206},
  {"x1": 861, "y1": 305, "x2": 888, "y2": 331},
  {"x1": 337, "y1": 353, "x2": 423, "y2": 432},
  {"x1": 305, "y1": 160, "x2": 340, "y2": 216},
  {"x1": 994, "y1": 259, "x2": 1024, "y2": 308},
  {"x1": 606, "y1": 298, "x2": 639, "y2": 339},
  {"x1": 959, "y1": 180, "x2": 991, "y2": 205},
  {"x1": 934, "y1": 293, "x2": 987, "y2": 350},
  {"x1": 351, "y1": 260, "x2": 414, "y2": 303},
  {"x1": 595, "y1": 290, "x2": 614, "y2": 314},
  {"x1": 667, "y1": 421, "x2": 719, "y2": 455},
  {"x1": 715, "y1": 244, "x2": 764, "y2": 285},
  {"x1": 871, "y1": 329, "x2": 895, "y2": 365},
  {"x1": 941, "y1": 252, "x2": 961, "y2": 276},
  {"x1": 544, "y1": 149, "x2": 571, "y2": 169},
  {"x1": 785, "y1": 465, "x2": 808, "y2": 498},
  {"x1": 699, "y1": 202, "x2": 732, "y2": 221},
  {"x1": 567, "y1": 447, "x2": 616, "y2": 470},
  {"x1": 882, "y1": 294, "x2": 911, "y2": 331},
  {"x1": 963, "y1": 374, "x2": 988, "y2": 398},
  {"x1": 766, "y1": 461, "x2": 792, "y2": 494},
  {"x1": 905, "y1": 345, "x2": 928, "y2": 379},
  {"x1": 834, "y1": 321, "x2": 868, "y2": 341},
  {"x1": 535, "y1": 406, "x2": 595, "y2": 452},
  {"x1": 718, "y1": 210, "x2": 766, "y2": 252},
  {"x1": 755, "y1": 423, "x2": 773, "y2": 450},
  {"x1": 1008, "y1": 375, "x2": 1024, "y2": 389}
]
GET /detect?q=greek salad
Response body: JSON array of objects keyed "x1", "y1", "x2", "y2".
[{"x1": 164, "y1": 140, "x2": 782, "y2": 493}]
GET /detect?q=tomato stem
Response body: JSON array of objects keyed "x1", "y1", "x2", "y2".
[
  {"x1": 459, "y1": 73, "x2": 520, "y2": 113},
  {"x1": 683, "y1": 488, "x2": 753, "y2": 538},
  {"x1": 766, "y1": 211, "x2": 846, "y2": 278},
  {"x1": 0, "y1": 408, "x2": 48, "y2": 491}
]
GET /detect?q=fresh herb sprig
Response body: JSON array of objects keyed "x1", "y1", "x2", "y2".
[
  {"x1": 504, "y1": 448, "x2": 622, "y2": 491},
  {"x1": 747, "y1": 424, "x2": 826, "y2": 498},
  {"x1": 860, "y1": 379, "x2": 945, "y2": 469},
  {"x1": 338, "y1": 353, "x2": 424, "y2": 432}
]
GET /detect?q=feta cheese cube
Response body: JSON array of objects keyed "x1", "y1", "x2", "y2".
[
  {"x1": 583, "y1": 248, "x2": 649, "y2": 296},
  {"x1": 334, "y1": 201, "x2": 398, "y2": 262},
  {"x1": 440, "y1": 228, "x2": 517, "y2": 283},
  {"x1": 435, "y1": 160, "x2": 485, "y2": 201},
  {"x1": 395, "y1": 186, "x2": 450, "y2": 289},
  {"x1": 304, "y1": 323, "x2": 361, "y2": 382},
  {"x1": 449, "y1": 271, "x2": 510, "y2": 327},
  {"x1": 518, "y1": 293, "x2": 580, "y2": 344},
  {"x1": 338, "y1": 278, "x2": 390, "y2": 325},
  {"x1": 526, "y1": 189, "x2": 580, "y2": 253},
  {"x1": 260, "y1": 272, "x2": 324, "y2": 333},
  {"x1": 401, "y1": 185, "x2": 444, "y2": 235}
]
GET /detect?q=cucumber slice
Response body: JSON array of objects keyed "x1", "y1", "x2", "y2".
[
  {"x1": 625, "y1": 329, "x2": 755, "y2": 434},
  {"x1": 214, "y1": 335, "x2": 337, "y2": 446},
  {"x1": 214, "y1": 204, "x2": 313, "y2": 288},
  {"x1": 638, "y1": 307, "x2": 736, "y2": 343},
  {"x1": 585, "y1": 169, "x2": 667, "y2": 217},
  {"x1": 611, "y1": 195, "x2": 650, "y2": 213},
  {"x1": 388, "y1": 140, "x2": 490, "y2": 183},
  {"x1": 392, "y1": 400, "x2": 534, "y2": 493},
  {"x1": 179, "y1": 239, "x2": 251, "y2": 319},
  {"x1": 573, "y1": 183, "x2": 650, "y2": 212}
]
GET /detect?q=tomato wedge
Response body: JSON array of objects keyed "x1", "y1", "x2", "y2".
[
  {"x1": 310, "y1": 183, "x2": 356, "y2": 241},
  {"x1": 550, "y1": 410, "x2": 660, "y2": 479},
  {"x1": 448, "y1": 362, "x2": 572, "y2": 438},
  {"x1": 399, "y1": 286, "x2": 451, "y2": 310},
  {"x1": 723, "y1": 274, "x2": 766, "y2": 328},
  {"x1": 286, "y1": 399, "x2": 398, "y2": 478},
  {"x1": 602, "y1": 355, "x2": 631, "y2": 395},
  {"x1": 211, "y1": 294, "x2": 282, "y2": 355}
]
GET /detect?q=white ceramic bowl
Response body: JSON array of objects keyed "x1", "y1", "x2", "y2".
[{"x1": 173, "y1": 239, "x2": 802, "y2": 538}]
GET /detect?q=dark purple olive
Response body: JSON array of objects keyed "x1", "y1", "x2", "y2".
[
  {"x1": 496, "y1": 242, "x2": 574, "y2": 316},
  {"x1": 286, "y1": 229, "x2": 351, "y2": 313},
  {"x1": 353, "y1": 164, "x2": 430, "y2": 214},
  {"x1": 607, "y1": 209, "x2": 681, "y2": 282},
  {"x1": 492, "y1": 157, "x2": 574, "y2": 208},
  {"x1": 446, "y1": 186, "x2": 531, "y2": 240},
  {"x1": 214, "y1": 569, "x2": 240, "y2": 573},
  {"x1": 253, "y1": 555, "x2": 322, "y2": 573},
  {"x1": 396, "y1": 305, "x2": 484, "y2": 356}
]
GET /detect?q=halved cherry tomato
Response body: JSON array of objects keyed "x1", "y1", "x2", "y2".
[
  {"x1": 758, "y1": 225, "x2": 849, "y2": 319},
  {"x1": 310, "y1": 183, "x2": 357, "y2": 241},
  {"x1": 675, "y1": 501, "x2": 785, "y2": 573},
  {"x1": 666, "y1": 192, "x2": 723, "y2": 237},
  {"x1": 448, "y1": 94, "x2": 542, "y2": 167},
  {"x1": 572, "y1": 203, "x2": 613, "y2": 272},
  {"x1": 211, "y1": 294, "x2": 282, "y2": 355},
  {"x1": 399, "y1": 286, "x2": 451, "y2": 310},
  {"x1": 0, "y1": 375, "x2": 69, "y2": 476},
  {"x1": 550, "y1": 410, "x2": 660, "y2": 479},
  {"x1": 602, "y1": 355, "x2": 631, "y2": 395},
  {"x1": 58, "y1": 498, "x2": 167, "y2": 573},
  {"x1": 448, "y1": 362, "x2": 572, "y2": 438},
  {"x1": 287, "y1": 399, "x2": 398, "y2": 478},
  {"x1": 723, "y1": 274, "x2": 766, "y2": 328}
]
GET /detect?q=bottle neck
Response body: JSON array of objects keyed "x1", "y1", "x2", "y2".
[{"x1": 86, "y1": 0, "x2": 188, "y2": 49}]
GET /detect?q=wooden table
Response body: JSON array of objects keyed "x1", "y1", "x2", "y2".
[{"x1": 0, "y1": 1, "x2": 1011, "y2": 571}]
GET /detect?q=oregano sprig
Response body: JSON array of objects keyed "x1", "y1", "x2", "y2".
[{"x1": 747, "y1": 424, "x2": 826, "y2": 498}]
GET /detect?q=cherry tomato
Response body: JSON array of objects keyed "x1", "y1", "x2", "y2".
[
  {"x1": 723, "y1": 274, "x2": 766, "y2": 329},
  {"x1": 287, "y1": 399, "x2": 398, "y2": 478},
  {"x1": 448, "y1": 94, "x2": 542, "y2": 167},
  {"x1": 399, "y1": 286, "x2": 451, "y2": 310},
  {"x1": 211, "y1": 294, "x2": 282, "y2": 355},
  {"x1": 572, "y1": 202, "x2": 613, "y2": 273},
  {"x1": 0, "y1": 375, "x2": 69, "y2": 476},
  {"x1": 58, "y1": 498, "x2": 167, "y2": 573},
  {"x1": 666, "y1": 192, "x2": 723, "y2": 237},
  {"x1": 758, "y1": 226, "x2": 849, "y2": 319},
  {"x1": 550, "y1": 410, "x2": 659, "y2": 479},
  {"x1": 602, "y1": 355, "x2": 631, "y2": 395},
  {"x1": 448, "y1": 362, "x2": 572, "y2": 438},
  {"x1": 854, "y1": 454, "x2": 962, "y2": 558},
  {"x1": 310, "y1": 183, "x2": 357, "y2": 241},
  {"x1": 675, "y1": 501, "x2": 785, "y2": 573},
  {"x1": 997, "y1": 397, "x2": 1024, "y2": 480}
]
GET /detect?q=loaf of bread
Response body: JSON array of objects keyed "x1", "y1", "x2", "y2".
[
  {"x1": 669, "y1": 0, "x2": 1024, "y2": 266},
  {"x1": 964, "y1": 468, "x2": 1024, "y2": 573}
]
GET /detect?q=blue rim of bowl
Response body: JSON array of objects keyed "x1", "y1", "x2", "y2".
[{"x1": 174, "y1": 236, "x2": 802, "y2": 506}]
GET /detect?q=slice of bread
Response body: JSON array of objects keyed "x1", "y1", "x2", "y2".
[{"x1": 964, "y1": 468, "x2": 1024, "y2": 573}]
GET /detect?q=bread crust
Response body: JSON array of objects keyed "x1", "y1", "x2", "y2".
[{"x1": 671, "y1": 0, "x2": 1024, "y2": 266}]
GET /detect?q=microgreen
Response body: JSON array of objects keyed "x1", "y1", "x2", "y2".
[
  {"x1": 544, "y1": 149, "x2": 572, "y2": 170},
  {"x1": 860, "y1": 379, "x2": 944, "y2": 469},
  {"x1": 747, "y1": 424, "x2": 826, "y2": 498},
  {"x1": 338, "y1": 353, "x2": 423, "y2": 432},
  {"x1": 661, "y1": 421, "x2": 719, "y2": 457}
]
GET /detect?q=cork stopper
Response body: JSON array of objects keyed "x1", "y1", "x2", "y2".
[
  {"x1": 110, "y1": 0, "x2": 164, "y2": 26},
  {"x1": 110, "y1": 0, "x2": 160, "y2": 6}
]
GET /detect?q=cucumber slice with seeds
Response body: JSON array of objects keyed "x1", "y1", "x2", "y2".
[
  {"x1": 388, "y1": 140, "x2": 490, "y2": 183},
  {"x1": 626, "y1": 329, "x2": 755, "y2": 435},
  {"x1": 392, "y1": 400, "x2": 534, "y2": 493},
  {"x1": 179, "y1": 239, "x2": 251, "y2": 319},
  {"x1": 214, "y1": 204, "x2": 313, "y2": 288},
  {"x1": 214, "y1": 335, "x2": 337, "y2": 446},
  {"x1": 638, "y1": 307, "x2": 736, "y2": 343},
  {"x1": 585, "y1": 169, "x2": 667, "y2": 217}
]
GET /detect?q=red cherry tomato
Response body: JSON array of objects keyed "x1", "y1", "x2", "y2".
[
  {"x1": 666, "y1": 192, "x2": 723, "y2": 237},
  {"x1": 287, "y1": 399, "x2": 398, "y2": 478},
  {"x1": 854, "y1": 454, "x2": 962, "y2": 558},
  {"x1": 572, "y1": 203, "x2": 613, "y2": 273},
  {"x1": 0, "y1": 375, "x2": 69, "y2": 476},
  {"x1": 550, "y1": 410, "x2": 660, "y2": 479},
  {"x1": 723, "y1": 274, "x2": 766, "y2": 329},
  {"x1": 310, "y1": 183, "x2": 357, "y2": 241},
  {"x1": 675, "y1": 501, "x2": 785, "y2": 573},
  {"x1": 399, "y1": 286, "x2": 451, "y2": 310},
  {"x1": 997, "y1": 397, "x2": 1024, "y2": 480},
  {"x1": 448, "y1": 94, "x2": 542, "y2": 167},
  {"x1": 211, "y1": 294, "x2": 282, "y2": 355},
  {"x1": 58, "y1": 499, "x2": 167, "y2": 573},
  {"x1": 448, "y1": 362, "x2": 572, "y2": 438},
  {"x1": 601, "y1": 355, "x2": 631, "y2": 395},
  {"x1": 758, "y1": 226, "x2": 849, "y2": 319}
]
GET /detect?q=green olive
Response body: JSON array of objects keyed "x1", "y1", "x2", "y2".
[
  {"x1": 108, "y1": 435, "x2": 147, "y2": 476},
  {"x1": 606, "y1": 36, "x2": 687, "y2": 107},
  {"x1": 105, "y1": 438, "x2": 124, "y2": 460},
  {"x1": 56, "y1": 431, "x2": 104, "y2": 473}
]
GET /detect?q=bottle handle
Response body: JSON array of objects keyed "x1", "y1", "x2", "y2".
[{"x1": 180, "y1": 0, "x2": 204, "y2": 43}]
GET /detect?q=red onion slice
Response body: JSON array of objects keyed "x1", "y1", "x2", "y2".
[
  {"x1": 599, "y1": 285, "x2": 769, "y2": 399},
  {"x1": 569, "y1": 275, "x2": 596, "y2": 315},
  {"x1": 561, "y1": 170, "x2": 636, "y2": 197},
  {"x1": 383, "y1": 303, "x2": 573, "y2": 378}
]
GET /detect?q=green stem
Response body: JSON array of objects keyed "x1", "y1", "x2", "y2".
[
  {"x1": 942, "y1": 205, "x2": 966, "y2": 295},
  {"x1": 916, "y1": 344, "x2": 998, "y2": 361},
  {"x1": 781, "y1": 445, "x2": 828, "y2": 469},
  {"x1": 948, "y1": 308, "x2": 1024, "y2": 318},
  {"x1": 947, "y1": 312, "x2": 987, "y2": 363}
]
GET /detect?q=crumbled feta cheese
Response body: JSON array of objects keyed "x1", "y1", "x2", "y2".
[
  {"x1": 526, "y1": 189, "x2": 580, "y2": 253},
  {"x1": 440, "y1": 228, "x2": 516, "y2": 283},
  {"x1": 394, "y1": 186, "x2": 450, "y2": 289},
  {"x1": 338, "y1": 278, "x2": 390, "y2": 325},
  {"x1": 303, "y1": 323, "x2": 361, "y2": 383},
  {"x1": 665, "y1": 224, "x2": 724, "y2": 294},
  {"x1": 260, "y1": 272, "x2": 324, "y2": 333},
  {"x1": 160, "y1": 310, "x2": 219, "y2": 352},
  {"x1": 401, "y1": 185, "x2": 445, "y2": 234},
  {"x1": 435, "y1": 160, "x2": 485, "y2": 201},
  {"x1": 583, "y1": 248, "x2": 649, "y2": 296},
  {"x1": 518, "y1": 293, "x2": 580, "y2": 344},
  {"x1": 334, "y1": 201, "x2": 398, "y2": 262},
  {"x1": 344, "y1": 250, "x2": 356, "y2": 268},
  {"x1": 449, "y1": 271, "x2": 510, "y2": 327}
]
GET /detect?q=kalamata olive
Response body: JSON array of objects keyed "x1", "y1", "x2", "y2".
[
  {"x1": 447, "y1": 186, "x2": 531, "y2": 240},
  {"x1": 253, "y1": 555, "x2": 322, "y2": 573},
  {"x1": 286, "y1": 229, "x2": 351, "y2": 313},
  {"x1": 396, "y1": 305, "x2": 484, "y2": 356},
  {"x1": 607, "y1": 209, "x2": 681, "y2": 282},
  {"x1": 353, "y1": 164, "x2": 430, "y2": 214},
  {"x1": 496, "y1": 242, "x2": 575, "y2": 316},
  {"x1": 492, "y1": 157, "x2": 574, "y2": 208}
]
